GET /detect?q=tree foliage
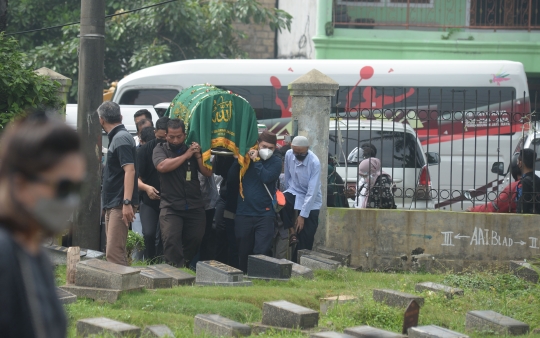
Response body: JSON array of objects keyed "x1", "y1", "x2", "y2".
[
  {"x1": 0, "y1": 34, "x2": 61, "y2": 128},
  {"x1": 5, "y1": 0, "x2": 292, "y2": 102}
]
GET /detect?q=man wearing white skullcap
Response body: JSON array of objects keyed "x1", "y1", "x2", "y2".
[{"x1": 280, "y1": 136, "x2": 323, "y2": 262}]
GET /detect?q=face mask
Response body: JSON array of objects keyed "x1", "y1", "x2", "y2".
[
  {"x1": 295, "y1": 153, "x2": 308, "y2": 162},
  {"x1": 259, "y1": 148, "x2": 274, "y2": 161},
  {"x1": 157, "y1": 138, "x2": 167, "y2": 144},
  {"x1": 169, "y1": 142, "x2": 184, "y2": 152},
  {"x1": 31, "y1": 194, "x2": 80, "y2": 234}
]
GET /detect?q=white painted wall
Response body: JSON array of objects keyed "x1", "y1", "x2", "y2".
[{"x1": 277, "y1": 0, "x2": 318, "y2": 59}]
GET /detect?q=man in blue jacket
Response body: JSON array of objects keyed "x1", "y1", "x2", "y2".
[{"x1": 231, "y1": 131, "x2": 282, "y2": 272}]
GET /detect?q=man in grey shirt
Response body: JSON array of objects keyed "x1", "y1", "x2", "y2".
[{"x1": 99, "y1": 102, "x2": 138, "y2": 266}]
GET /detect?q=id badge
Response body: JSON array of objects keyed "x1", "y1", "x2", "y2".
[{"x1": 186, "y1": 171, "x2": 192, "y2": 181}]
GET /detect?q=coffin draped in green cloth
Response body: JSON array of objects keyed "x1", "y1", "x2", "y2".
[{"x1": 164, "y1": 84, "x2": 259, "y2": 194}]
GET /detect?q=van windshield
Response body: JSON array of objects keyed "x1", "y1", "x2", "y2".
[
  {"x1": 329, "y1": 129, "x2": 425, "y2": 169},
  {"x1": 119, "y1": 89, "x2": 179, "y2": 105}
]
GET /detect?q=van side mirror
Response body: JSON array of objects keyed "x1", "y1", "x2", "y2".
[
  {"x1": 426, "y1": 152, "x2": 440, "y2": 165},
  {"x1": 491, "y1": 162, "x2": 506, "y2": 175}
]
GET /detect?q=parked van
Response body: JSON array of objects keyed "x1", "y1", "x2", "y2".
[{"x1": 67, "y1": 59, "x2": 530, "y2": 210}]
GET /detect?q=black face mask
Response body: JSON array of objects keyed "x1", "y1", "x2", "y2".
[
  {"x1": 157, "y1": 138, "x2": 167, "y2": 144},
  {"x1": 169, "y1": 142, "x2": 185, "y2": 153},
  {"x1": 295, "y1": 154, "x2": 308, "y2": 162}
]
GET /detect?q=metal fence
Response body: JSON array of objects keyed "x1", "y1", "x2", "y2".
[
  {"x1": 327, "y1": 86, "x2": 537, "y2": 211},
  {"x1": 334, "y1": 0, "x2": 540, "y2": 31}
]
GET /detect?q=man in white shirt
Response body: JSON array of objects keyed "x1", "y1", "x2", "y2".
[{"x1": 280, "y1": 136, "x2": 323, "y2": 262}]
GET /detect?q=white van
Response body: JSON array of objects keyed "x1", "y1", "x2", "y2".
[{"x1": 68, "y1": 59, "x2": 530, "y2": 210}]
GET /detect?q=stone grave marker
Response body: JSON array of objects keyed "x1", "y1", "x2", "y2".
[
  {"x1": 76, "y1": 317, "x2": 140, "y2": 337},
  {"x1": 81, "y1": 248, "x2": 106, "y2": 260},
  {"x1": 315, "y1": 246, "x2": 351, "y2": 266},
  {"x1": 248, "y1": 255, "x2": 292, "y2": 280},
  {"x1": 509, "y1": 261, "x2": 539, "y2": 284},
  {"x1": 344, "y1": 325, "x2": 405, "y2": 338},
  {"x1": 402, "y1": 300, "x2": 420, "y2": 334},
  {"x1": 56, "y1": 287, "x2": 77, "y2": 305},
  {"x1": 148, "y1": 264, "x2": 195, "y2": 286},
  {"x1": 320, "y1": 295, "x2": 357, "y2": 315},
  {"x1": 300, "y1": 255, "x2": 340, "y2": 271},
  {"x1": 194, "y1": 314, "x2": 251, "y2": 337},
  {"x1": 262, "y1": 300, "x2": 319, "y2": 329},
  {"x1": 310, "y1": 332, "x2": 355, "y2": 338},
  {"x1": 415, "y1": 282, "x2": 464, "y2": 298},
  {"x1": 75, "y1": 259, "x2": 140, "y2": 291},
  {"x1": 142, "y1": 324, "x2": 175, "y2": 337},
  {"x1": 408, "y1": 325, "x2": 469, "y2": 338},
  {"x1": 373, "y1": 289, "x2": 424, "y2": 308},
  {"x1": 44, "y1": 244, "x2": 86, "y2": 265},
  {"x1": 281, "y1": 259, "x2": 314, "y2": 279},
  {"x1": 60, "y1": 285, "x2": 142, "y2": 303},
  {"x1": 196, "y1": 260, "x2": 252, "y2": 287},
  {"x1": 66, "y1": 246, "x2": 80, "y2": 285},
  {"x1": 136, "y1": 267, "x2": 173, "y2": 289},
  {"x1": 466, "y1": 310, "x2": 529, "y2": 335},
  {"x1": 297, "y1": 249, "x2": 335, "y2": 264}
]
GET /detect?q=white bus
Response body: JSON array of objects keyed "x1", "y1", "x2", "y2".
[{"x1": 73, "y1": 59, "x2": 530, "y2": 210}]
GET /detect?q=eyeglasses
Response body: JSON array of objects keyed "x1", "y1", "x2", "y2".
[{"x1": 29, "y1": 175, "x2": 83, "y2": 199}]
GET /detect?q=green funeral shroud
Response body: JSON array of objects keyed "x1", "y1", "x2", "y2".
[{"x1": 165, "y1": 84, "x2": 259, "y2": 196}]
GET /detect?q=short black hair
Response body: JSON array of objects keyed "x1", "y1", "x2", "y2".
[
  {"x1": 136, "y1": 118, "x2": 153, "y2": 132},
  {"x1": 167, "y1": 118, "x2": 185, "y2": 133},
  {"x1": 155, "y1": 116, "x2": 170, "y2": 131},
  {"x1": 134, "y1": 109, "x2": 152, "y2": 121},
  {"x1": 361, "y1": 143, "x2": 377, "y2": 158},
  {"x1": 519, "y1": 148, "x2": 537, "y2": 170},
  {"x1": 140, "y1": 126, "x2": 156, "y2": 143}
]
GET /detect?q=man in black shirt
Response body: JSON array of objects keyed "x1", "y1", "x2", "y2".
[
  {"x1": 517, "y1": 148, "x2": 540, "y2": 214},
  {"x1": 153, "y1": 119, "x2": 212, "y2": 267},
  {"x1": 137, "y1": 117, "x2": 169, "y2": 261}
]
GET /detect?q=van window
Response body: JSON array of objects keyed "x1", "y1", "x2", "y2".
[
  {"x1": 219, "y1": 86, "x2": 283, "y2": 120},
  {"x1": 119, "y1": 89, "x2": 179, "y2": 105},
  {"x1": 329, "y1": 129, "x2": 425, "y2": 169}
]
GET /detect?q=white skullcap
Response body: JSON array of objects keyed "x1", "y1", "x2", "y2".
[{"x1": 291, "y1": 136, "x2": 310, "y2": 147}]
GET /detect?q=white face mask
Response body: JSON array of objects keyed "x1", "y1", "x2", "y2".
[
  {"x1": 31, "y1": 194, "x2": 80, "y2": 234},
  {"x1": 259, "y1": 148, "x2": 274, "y2": 161}
]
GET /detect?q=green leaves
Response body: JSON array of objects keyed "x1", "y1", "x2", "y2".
[
  {"x1": 0, "y1": 34, "x2": 62, "y2": 128},
  {"x1": 6, "y1": 0, "x2": 292, "y2": 103}
]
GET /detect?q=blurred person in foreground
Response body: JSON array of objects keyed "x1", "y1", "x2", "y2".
[
  {"x1": 0, "y1": 111, "x2": 85, "y2": 338},
  {"x1": 467, "y1": 155, "x2": 521, "y2": 213}
]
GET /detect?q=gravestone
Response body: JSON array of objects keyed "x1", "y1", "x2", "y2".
[
  {"x1": 56, "y1": 287, "x2": 77, "y2": 305},
  {"x1": 281, "y1": 259, "x2": 314, "y2": 279},
  {"x1": 60, "y1": 285, "x2": 142, "y2": 303},
  {"x1": 66, "y1": 246, "x2": 80, "y2": 285},
  {"x1": 408, "y1": 325, "x2": 469, "y2": 338},
  {"x1": 311, "y1": 332, "x2": 355, "y2": 338},
  {"x1": 77, "y1": 317, "x2": 140, "y2": 337},
  {"x1": 81, "y1": 248, "x2": 105, "y2": 260},
  {"x1": 344, "y1": 325, "x2": 405, "y2": 338},
  {"x1": 373, "y1": 289, "x2": 424, "y2": 308},
  {"x1": 315, "y1": 246, "x2": 351, "y2": 266},
  {"x1": 248, "y1": 255, "x2": 292, "y2": 280},
  {"x1": 509, "y1": 261, "x2": 539, "y2": 283},
  {"x1": 262, "y1": 300, "x2": 319, "y2": 329},
  {"x1": 136, "y1": 267, "x2": 173, "y2": 289},
  {"x1": 75, "y1": 259, "x2": 140, "y2": 291},
  {"x1": 196, "y1": 260, "x2": 252, "y2": 287},
  {"x1": 466, "y1": 310, "x2": 529, "y2": 335},
  {"x1": 142, "y1": 324, "x2": 175, "y2": 337},
  {"x1": 44, "y1": 244, "x2": 86, "y2": 265},
  {"x1": 194, "y1": 314, "x2": 251, "y2": 337},
  {"x1": 402, "y1": 300, "x2": 420, "y2": 334},
  {"x1": 297, "y1": 249, "x2": 335, "y2": 264},
  {"x1": 148, "y1": 264, "x2": 195, "y2": 286},
  {"x1": 300, "y1": 255, "x2": 340, "y2": 271},
  {"x1": 320, "y1": 295, "x2": 357, "y2": 315},
  {"x1": 415, "y1": 282, "x2": 464, "y2": 298}
]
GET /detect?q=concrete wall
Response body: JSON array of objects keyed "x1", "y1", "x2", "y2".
[
  {"x1": 235, "y1": 0, "x2": 277, "y2": 59},
  {"x1": 326, "y1": 208, "x2": 540, "y2": 271},
  {"x1": 277, "y1": 0, "x2": 317, "y2": 59}
]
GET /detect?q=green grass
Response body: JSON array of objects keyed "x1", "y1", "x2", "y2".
[{"x1": 56, "y1": 267, "x2": 540, "y2": 337}]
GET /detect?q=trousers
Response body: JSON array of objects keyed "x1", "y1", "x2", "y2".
[
  {"x1": 235, "y1": 215, "x2": 275, "y2": 273},
  {"x1": 105, "y1": 206, "x2": 136, "y2": 266},
  {"x1": 159, "y1": 207, "x2": 206, "y2": 267},
  {"x1": 139, "y1": 202, "x2": 163, "y2": 261}
]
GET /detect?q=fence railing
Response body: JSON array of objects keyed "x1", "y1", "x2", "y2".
[
  {"x1": 334, "y1": 0, "x2": 540, "y2": 31},
  {"x1": 327, "y1": 86, "x2": 538, "y2": 211}
]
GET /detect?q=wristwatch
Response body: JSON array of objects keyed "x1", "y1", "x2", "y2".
[{"x1": 123, "y1": 199, "x2": 131, "y2": 205}]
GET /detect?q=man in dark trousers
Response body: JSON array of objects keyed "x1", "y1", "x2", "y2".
[
  {"x1": 517, "y1": 148, "x2": 540, "y2": 214},
  {"x1": 231, "y1": 131, "x2": 282, "y2": 273},
  {"x1": 153, "y1": 118, "x2": 212, "y2": 267},
  {"x1": 98, "y1": 101, "x2": 138, "y2": 266},
  {"x1": 137, "y1": 116, "x2": 169, "y2": 261}
]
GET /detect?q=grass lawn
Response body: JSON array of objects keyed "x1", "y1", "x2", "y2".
[{"x1": 55, "y1": 265, "x2": 540, "y2": 337}]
